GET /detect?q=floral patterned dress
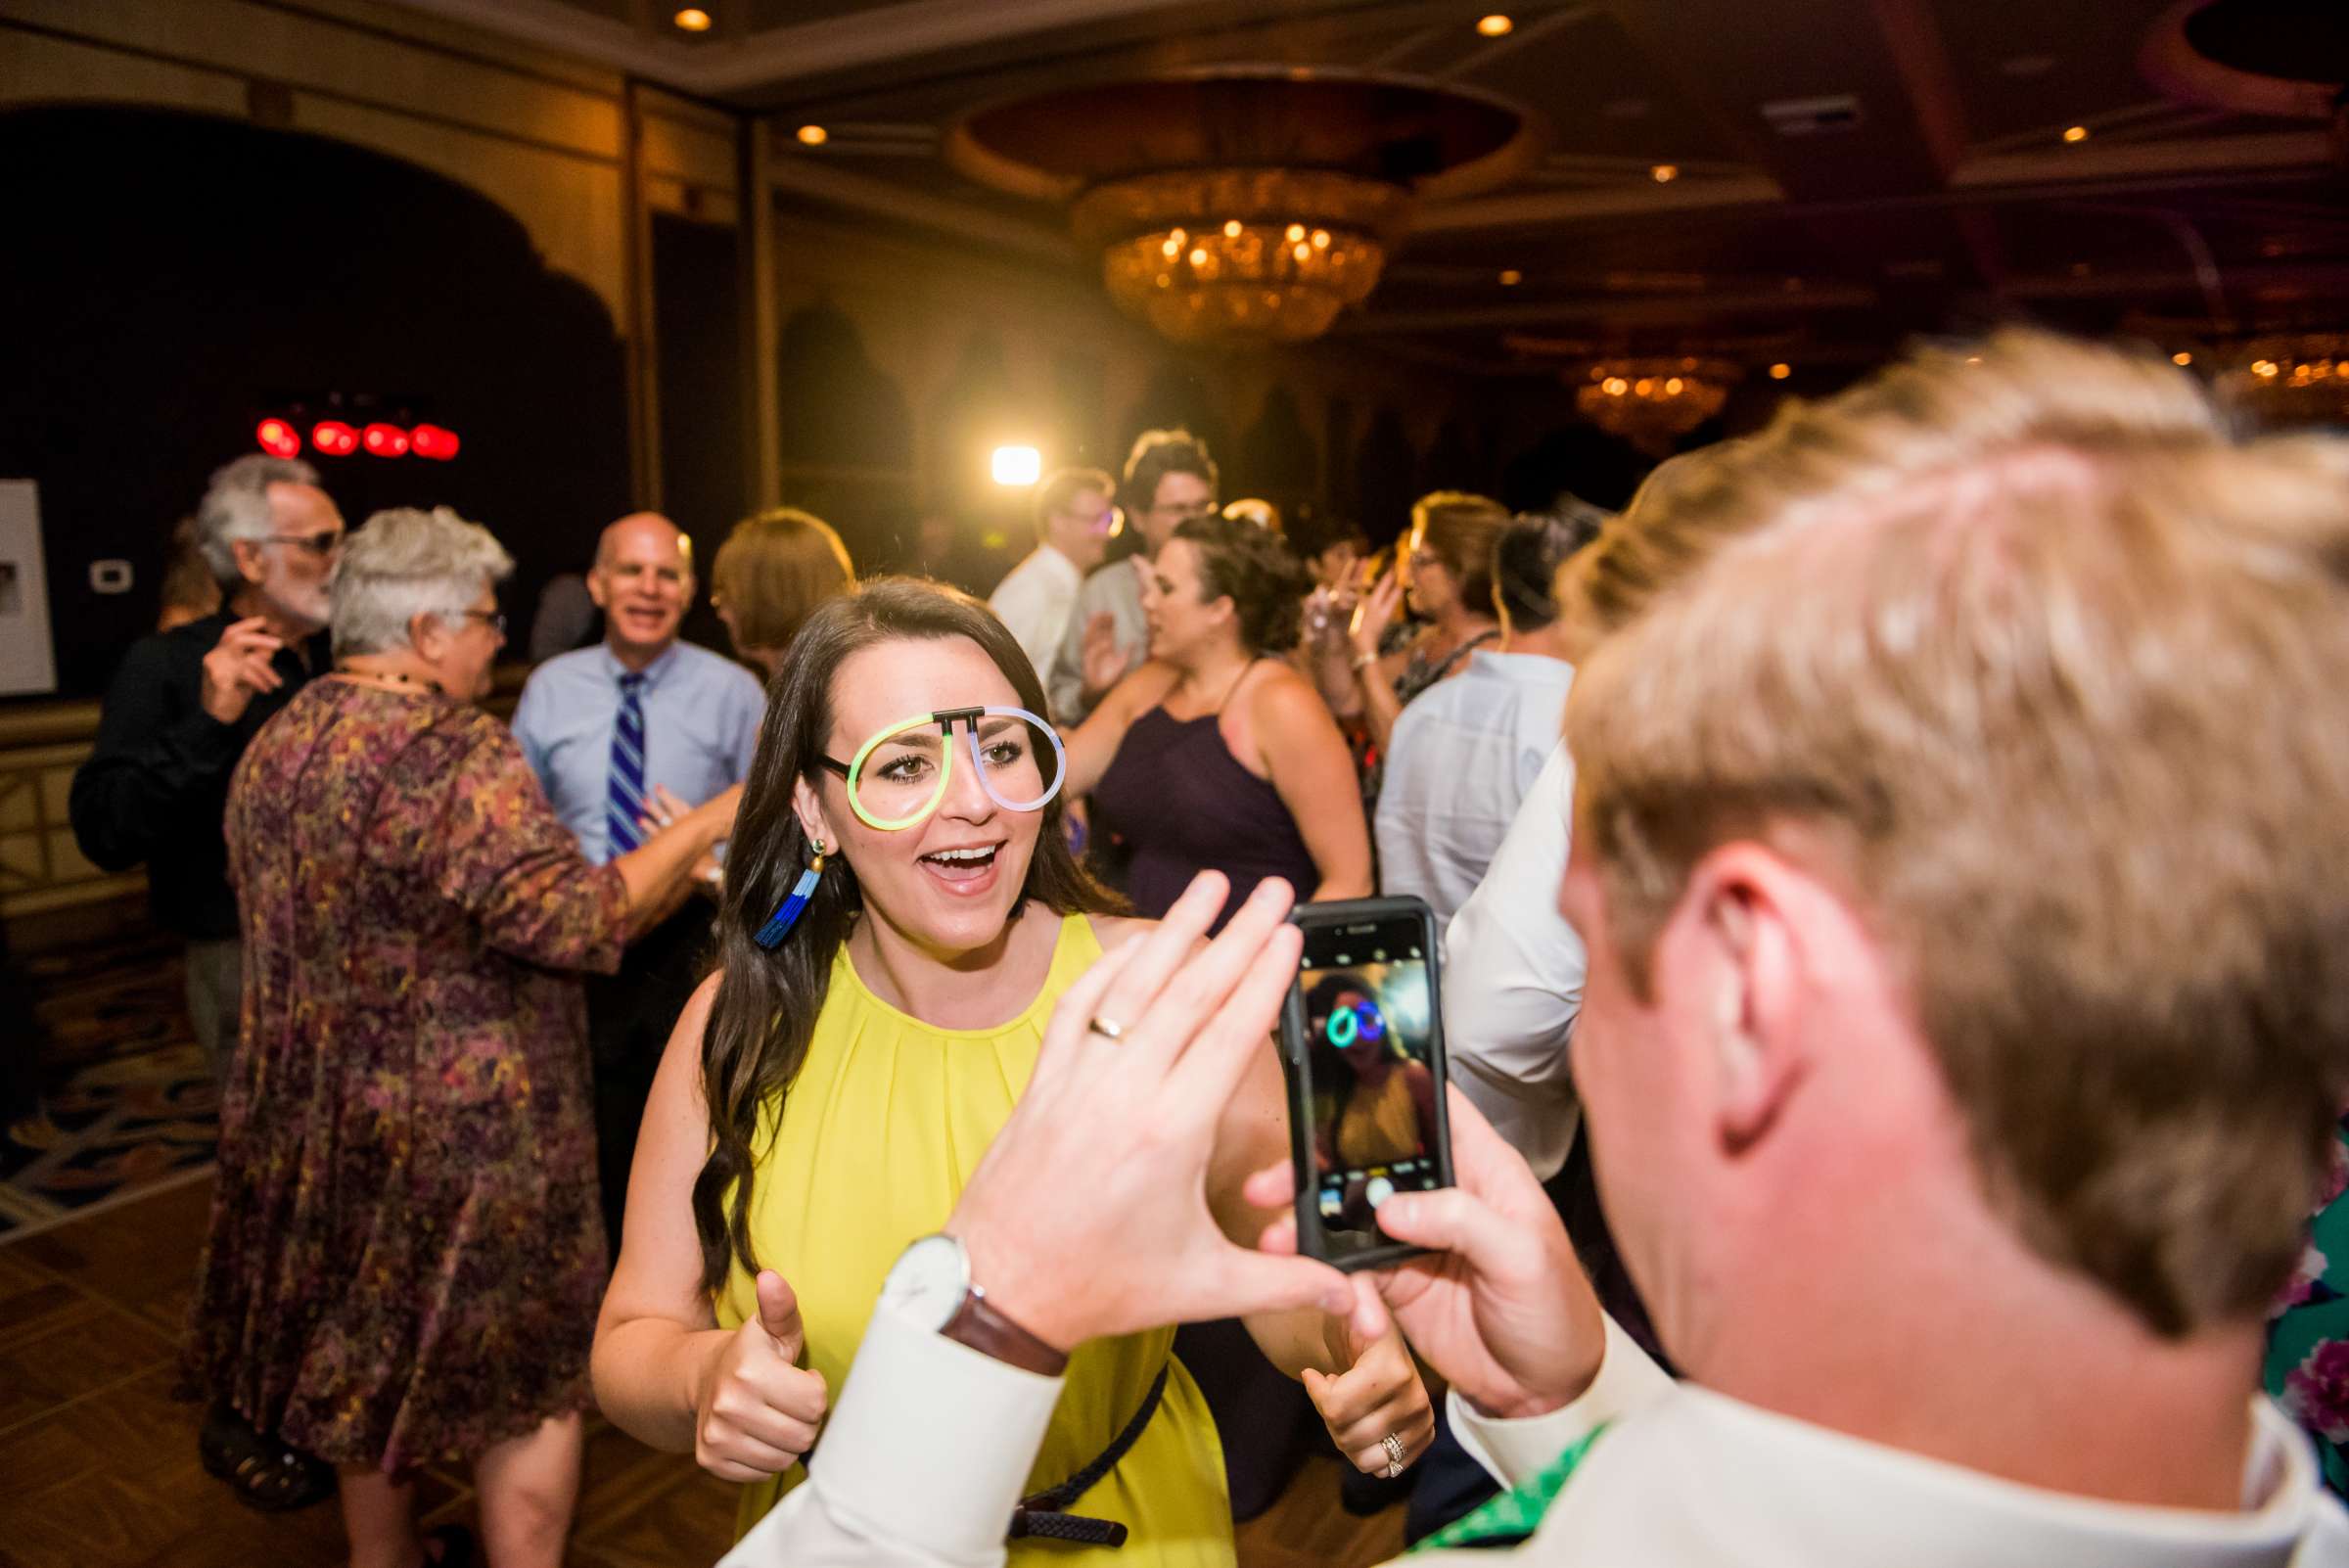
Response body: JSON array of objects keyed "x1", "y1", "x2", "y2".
[
  {"x1": 2270, "y1": 1110, "x2": 2349, "y2": 1496},
  {"x1": 181, "y1": 679, "x2": 626, "y2": 1471}
]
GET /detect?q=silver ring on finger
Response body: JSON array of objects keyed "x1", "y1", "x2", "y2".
[
  {"x1": 1086, "y1": 1015, "x2": 1128, "y2": 1042},
  {"x1": 1381, "y1": 1431, "x2": 1406, "y2": 1478}
]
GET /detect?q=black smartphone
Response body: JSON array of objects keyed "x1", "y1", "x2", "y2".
[{"x1": 1278, "y1": 896, "x2": 1454, "y2": 1271}]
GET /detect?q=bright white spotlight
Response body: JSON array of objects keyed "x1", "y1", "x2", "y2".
[{"x1": 991, "y1": 445, "x2": 1041, "y2": 485}]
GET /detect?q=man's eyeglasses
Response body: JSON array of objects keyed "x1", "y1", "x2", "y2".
[
  {"x1": 266, "y1": 530, "x2": 345, "y2": 557},
  {"x1": 459, "y1": 611, "x2": 508, "y2": 637},
  {"x1": 818, "y1": 706, "x2": 1066, "y2": 831}
]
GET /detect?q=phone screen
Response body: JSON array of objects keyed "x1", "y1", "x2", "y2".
[{"x1": 1296, "y1": 909, "x2": 1444, "y2": 1251}]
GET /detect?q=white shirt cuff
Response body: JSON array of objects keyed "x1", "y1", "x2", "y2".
[
  {"x1": 724, "y1": 1301, "x2": 1065, "y2": 1567},
  {"x1": 1450, "y1": 1314, "x2": 1674, "y2": 1488}
]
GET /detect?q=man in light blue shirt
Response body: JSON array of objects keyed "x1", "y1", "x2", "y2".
[
  {"x1": 513, "y1": 515, "x2": 762, "y2": 863},
  {"x1": 511, "y1": 511, "x2": 763, "y2": 1251}
]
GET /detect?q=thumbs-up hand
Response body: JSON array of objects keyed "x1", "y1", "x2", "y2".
[
  {"x1": 691, "y1": 1269, "x2": 829, "y2": 1483},
  {"x1": 1301, "y1": 1274, "x2": 1433, "y2": 1477}
]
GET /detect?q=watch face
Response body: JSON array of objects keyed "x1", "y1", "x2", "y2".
[{"x1": 880, "y1": 1233, "x2": 969, "y2": 1331}]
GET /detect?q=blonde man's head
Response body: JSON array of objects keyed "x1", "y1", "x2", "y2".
[{"x1": 1567, "y1": 329, "x2": 2349, "y2": 1336}]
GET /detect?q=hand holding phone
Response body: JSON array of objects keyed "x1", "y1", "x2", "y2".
[{"x1": 1279, "y1": 897, "x2": 1455, "y2": 1270}]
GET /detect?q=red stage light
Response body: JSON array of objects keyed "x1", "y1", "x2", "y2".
[
  {"x1": 310, "y1": 420, "x2": 359, "y2": 457},
  {"x1": 410, "y1": 424, "x2": 460, "y2": 460},
  {"x1": 255, "y1": 418, "x2": 299, "y2": 459},
  {"x1": 361, "y1": 422, "x2": 411, "y2": 457}
]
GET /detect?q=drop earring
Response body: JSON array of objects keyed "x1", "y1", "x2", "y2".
[{"x1": 753, "y1": 836, "x2": 828, "y2": 948}]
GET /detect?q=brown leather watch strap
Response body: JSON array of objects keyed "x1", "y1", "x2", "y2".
[{"x1": 940, "y1": 1285, "x2": 1069, "y2": 1377}]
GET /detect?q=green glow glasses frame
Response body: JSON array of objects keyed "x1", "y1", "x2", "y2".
[{"x1": 817, "y1": 706, "x2": 1068, "y2": 831}]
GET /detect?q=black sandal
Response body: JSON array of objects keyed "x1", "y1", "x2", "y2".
[{"x1": 198, "y1": 1401, "x2": 338, "y2": 1512}]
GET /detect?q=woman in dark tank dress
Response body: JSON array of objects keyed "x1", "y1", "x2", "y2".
[
  {"x1": 1067, "y1": 515, "x2": 1370, "y2": 930},
  {"x1": 1060, "y1": 513, "x2": 1372, "y2": 1518}
]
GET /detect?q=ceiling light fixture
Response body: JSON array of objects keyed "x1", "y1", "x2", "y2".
[
  {"x1": 2062, "y1": 124, "x2": 2089, "y2": 143},
  {"x1": 2173, "y1": 350, "x2": 2193, "y2": 366},
  {"x1": 1576, "y1": 357, "x2": 1737, "y2": 452},
  {"x1": 1650, "y1": 163, "x2": 1679, "y2": 183},
  {"x1": 946, "y1": 70, "x2": 1535, "y2": 346},
  {"x1": 797, "y1": 124, "x2": 829, "y2": 146},
  {"x1": 1498, "y1": 268, "x2": 1523, "y2": 286},
  {"x1": 2225, "y1": 337, "x2": 2349, "y2": 424},
  {"x1": 1769, "y1": 362, "x2": 1792, "y2": 380},
  {"x1": 1477, "y1": 15, "x2": 1514, "y2": 37},
  {"x1": 672, "y1": 7, "x2": 712, "y2": 31}
]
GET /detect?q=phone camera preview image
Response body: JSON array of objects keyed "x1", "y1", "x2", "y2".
[{"x1": 1299, "y1": 957, "x2": 1442, "y2": 1254}]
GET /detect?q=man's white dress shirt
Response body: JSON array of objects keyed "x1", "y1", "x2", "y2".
[
  {"x1": 1442, "y1": 739, "x2": 1587, "y2": 1180},
  {"x1": 1377, "y1": 649, "x2": 1576, "y2": 932},
  {"x1": 721, "y1": 1308, "x2": 2349, "y2": 1568},
  {"x1": 988, "y1": 545, "x2": 1082, "y2": 711}
]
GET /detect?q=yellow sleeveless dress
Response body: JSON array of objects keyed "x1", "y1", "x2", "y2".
[{"x1": 714, "y1": 912, "x2": 1236, "y2": 1567}]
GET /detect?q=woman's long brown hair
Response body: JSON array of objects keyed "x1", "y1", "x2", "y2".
[{"x1": 695, "y1": 576, "x2": 1119, "y2": 1291}]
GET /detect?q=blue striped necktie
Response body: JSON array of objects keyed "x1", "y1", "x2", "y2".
[{"x1": 607, "y1": 670, "x2": 648, "y2": 856}]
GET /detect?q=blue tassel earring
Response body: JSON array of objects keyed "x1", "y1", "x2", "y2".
[{"x1": 753, "y1": 839, "x2": 827, "y2": 948}]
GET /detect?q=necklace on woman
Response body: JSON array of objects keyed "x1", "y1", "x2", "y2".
[{"x1": 334, "y1": 666, "x2": 445, "y2": 696}]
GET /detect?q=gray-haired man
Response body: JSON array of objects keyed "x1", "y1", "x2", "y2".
[{"x1": 69, "y1": 454, "x2": 344, "y2": 1080}]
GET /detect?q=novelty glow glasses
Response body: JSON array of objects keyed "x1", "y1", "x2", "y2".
[
  {"x1": 818, "y1": 706, "x2": 1067, "y2": 831},
  {"x1": 1323, "y1": 995, "x2": 1388, "y2": 1049}
]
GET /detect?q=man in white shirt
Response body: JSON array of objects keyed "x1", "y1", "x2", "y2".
[
  {"x1": 987, "y1": 466, "x2": 1115, "y2": 713},
  {"x1": 1441, "y1": 448, "x2": 1733, "y2": 1185},
  {"x1": 718, "y1": 332, "x2": 2349, "y2": 1568},
  {"x1": 1045, "y1": 430, "x2": 1219, "y2": 723},
  {"x1": 1378, "y1": 507, "x2": 1601, "y2": 935}
]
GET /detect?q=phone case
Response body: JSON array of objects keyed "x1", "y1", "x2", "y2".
[{"x1": 1278, "y1": 896, "x2": 1454, "y2": 1272}]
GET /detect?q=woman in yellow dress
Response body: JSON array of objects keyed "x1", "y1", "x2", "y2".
[{"x1": 592, "y1": 578, "x2": 1432, "y2": 1566}]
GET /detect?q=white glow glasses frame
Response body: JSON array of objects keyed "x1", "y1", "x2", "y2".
[{"x1": 817, "y1": 705, "x2": 1068, "y2": 831}]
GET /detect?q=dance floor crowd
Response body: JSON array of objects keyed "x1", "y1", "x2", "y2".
[{"x1": 46, "y1": 328, "x2": 2349, "y2": 1568}]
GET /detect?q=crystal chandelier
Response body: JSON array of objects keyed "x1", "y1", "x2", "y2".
[
  {"x1": 1575, "y1": 359, "x2": 1737, "y2": 451},
  {"x1": 947, "y1": 69, "x2": 1536, "y2": 348},
  {"x1": 2218, "y1": 335, "x2": 2349, "y2": 426},
  {"x1": 1077, "y1": 169, "x2": 1406, "y2": 346}
]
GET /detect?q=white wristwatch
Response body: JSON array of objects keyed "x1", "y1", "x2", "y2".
[{"x1": 880, "y1": 1234, "x2": 1068, "y2": 1376}]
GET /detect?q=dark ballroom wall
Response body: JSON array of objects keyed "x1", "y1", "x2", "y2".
[{"x1": 0, "y1": 106, "x2": 631, "y2": 700}]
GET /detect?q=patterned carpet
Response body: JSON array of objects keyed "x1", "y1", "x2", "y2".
[{"x1": 1, "y1": 923, "x2": 217, "y2": 1237}]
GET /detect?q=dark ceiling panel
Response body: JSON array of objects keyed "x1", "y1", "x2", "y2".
[{"x1": 389, "y1": 0, "x2": 2349, "y2": 369}]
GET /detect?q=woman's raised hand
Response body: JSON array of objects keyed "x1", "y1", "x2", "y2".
[
  {"x1": 690, "y1": 1268, "x2": 829, "y2": 1483},
  {"x1": 1348, "y1": 573, "x2": 1405, "y2": 665},
  {"x1": 1080, "y1": 611, "x2": 1126, "y2": 700}
]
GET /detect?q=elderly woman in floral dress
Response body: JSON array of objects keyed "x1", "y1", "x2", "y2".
[{"x1": 182, "y1": 506, "x2": 740, "y2": 1568}]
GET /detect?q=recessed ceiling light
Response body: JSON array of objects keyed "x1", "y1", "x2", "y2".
[
  {"x1": 1498, "y1": 268, "x2": 1523, "y2": 286},
  {"x1": 1477, "y1": 15, "x2": 1514, "y2": 37},
  {"x1": 1769, "y1": 362, "x2": 1792, "y2": 380},
  {"x1": 797, "y1": 124, "x2": 829, "y2": 146},
  {"x1": 1650, "y1": 163, "x2": 1679, "y2": 183},
  {"x1": 2062, "y1": 124, "x2": 2089, "y2": 143},
  {"x1": 2172, "y1": 351, "x2": 2193, "y2": 366},
  {"x1": 672, "y1": 6, "x2": 712, "y2": 30}
]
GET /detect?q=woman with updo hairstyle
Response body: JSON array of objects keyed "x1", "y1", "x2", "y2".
[
  {"x1": 590, "y1": 576, "x2": 1427, "y2": 1564},
  {"x1": 1069, "y1": 515, "x2": 1370, "y2": 934},
  {"x1": 709, "y1": 507, "x2": 855, "y2": 678}
]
